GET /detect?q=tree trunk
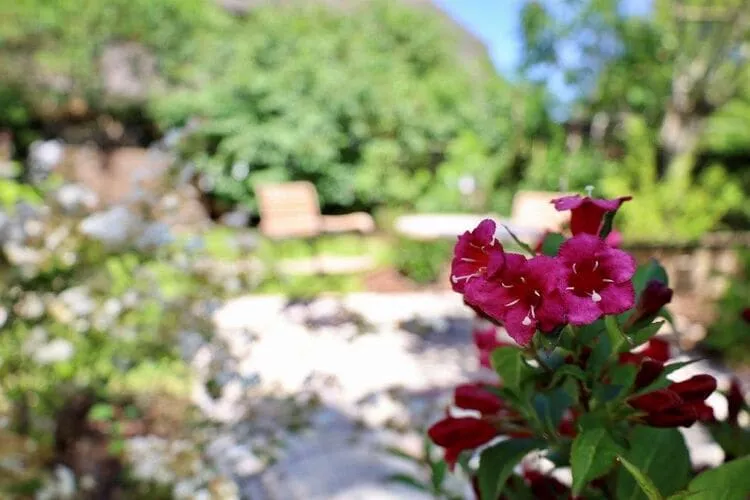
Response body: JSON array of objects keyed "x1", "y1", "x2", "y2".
[{"x1": 657, "y1": 103, "x2": 706, "y2": 167}]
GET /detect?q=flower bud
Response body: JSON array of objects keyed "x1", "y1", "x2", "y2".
[{"x1": 727, "y1": 378, "x2": 744, "y2": 425}]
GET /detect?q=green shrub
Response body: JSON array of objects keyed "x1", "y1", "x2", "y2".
[
  {"x1": 0, "y1": 179, "x2": 236, "y2": 497},
  {"x1": 393, "y1": 237, "x2": 453, "y2": 285},
  {"x1": 152, "y1": 2, "x2": 514, "y2": 213},
  {"x1": 601, "y1": 116, "x2": 744, "y2": 242},
  {"x1": 702, "y1": 249, "x2": 750, "y2": 365}
]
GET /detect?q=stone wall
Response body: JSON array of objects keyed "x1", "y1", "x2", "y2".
[
  {"x1": 47, "y1": 144, "x2": 209, "y2": 231},
  {"x1": 625, "y1": 232, "x2": 750, "y2": 324}
]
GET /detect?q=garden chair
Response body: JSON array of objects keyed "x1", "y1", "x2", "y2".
[
  {"x1": 509, "y1": 190, "x2": 573, "y2": 232},
  {"x1": 254, "y1": 181, "x2": 375, "y2": 273}
]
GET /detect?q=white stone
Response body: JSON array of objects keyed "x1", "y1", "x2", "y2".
[
  {"x1": 79, "y1": 206, "x2": 142, "y2": 246},
  {"x1": 33, "y1": 339, "x2": 74, "y2": 365}
]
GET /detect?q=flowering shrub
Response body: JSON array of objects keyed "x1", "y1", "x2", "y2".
[
  {"x1": 0, "y1": 179, "x2": 240, "y2": 498},
  {"x1": 432, "y1": 194, "x2": 750, "y2": 499}
]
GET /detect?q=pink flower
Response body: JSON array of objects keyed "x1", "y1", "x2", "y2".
[
  {"x1": 605, "y1": 230, "x2": 623, "y2": 248},
  {"x1": 472, "y1": 324, "x2": 513, "y2": 368},
  {"x1": 465, "y1": 254, "x2": 567, "y2": 346},
  {"x1": 552, "y1": 194, "x2": 631, "y2": 236},
  {"x1": 558, "y1": 234, "x2": 636, "y2": 325},
  {"x1": 450, "y1": 219, "x2": 505, "y2": 293}
]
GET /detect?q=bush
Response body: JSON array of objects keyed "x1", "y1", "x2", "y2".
[
  {"x1": 702, "y1": 249, "x2": 750, "y2": 365},
  {"x1": 601, "y1": 116, "x2": 744, "y2": 242},
  {"x1": 0, "y1": 178, "x2": 238, "y2": 498},
  {"x1": 393, "y1": 237, "x2": 453, "y2": 285},
  {"x1": 152, "y1": 2, "x2": 519, "y2": 214}
]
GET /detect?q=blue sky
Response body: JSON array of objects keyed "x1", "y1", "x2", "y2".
[{"x1": 433, "y1": 0, "x2": 653, "y2": 80}]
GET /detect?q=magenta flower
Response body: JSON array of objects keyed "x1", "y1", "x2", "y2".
[
  {"x1": 558, "y1": 234, "x2": 636, "y2": 325},
  {"x1": 552, "y1": 195, "x2": 631, "y2": 236},
  {"x1": 465, "y1": 254, "x2": 567, "y2": 346},
  {"x1": 450, "y1": 219, "x2": 505, "y2": 293}
]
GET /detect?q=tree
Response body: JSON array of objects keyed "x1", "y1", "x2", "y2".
[
  {"x1": 153, "y1": 2, "x2": 523, "y2": 213},
  {"x1": 520, "y1": 0, "x2": 750, "y2": 163}
]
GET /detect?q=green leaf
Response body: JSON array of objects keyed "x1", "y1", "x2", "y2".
[
  {"x1": 618, "y1": 455, "x2": 664, "y2": 500},
  {"x1": 578, "y1": 320, "x2": 606, "y2": 344},
  {"x1": 668, "y1": 456, "x2": 750, "y2": 500},
  {"x1": 540, "y1": 232, "x2": 565, "y2": 257},
  {"x1": 629, "y1": 321, "x2": 664, "y2": 345},
  {"x1": 599, "y1": 211, "x2": 617, "y2": 239},
  {"x1": 571, "y1": 427, "x2": 622, "y2": 495},
  {"x1": 605, "y1": 314, "x2": 631, "y2": 355},
  {"x1": 707, "y1": 423, "x2": 750, "y2": 461},
  {"x1": 478, "y1": 438, "x2": 546, "y2": 500},
  {"x1": 387, "y1": 473, "x2": 429, "y2": 492},
  {"x1": 89, "y1": 403, "x2": 115, "y2": 422},
  {"x1": 533, "y1": 388, "x2": 573, "y2": 434},
  {"x1": 430, "y1": 460, "x2": 447, "y2": 492},
  {"x1": 502, "y1": 224, "x2": 535, "y2": 256},
  {"x1": 546, "y1": 364, "x2": 587, "y2": 389},
  {"x1": 596, "y1": 363, "x2": 638, "y2": 402},
  {"x1": 632, "y1": 260, "x2": 669, "y2": 296},
  {"x1": 587, "y1": 331, "x2": 613, "y2": 376},
  {"x1": 616, "y1": 427, "x2": 690, "y2": 500},
  {"x1": 491, "y1": 347, "x2": 536, "y2": 394}
]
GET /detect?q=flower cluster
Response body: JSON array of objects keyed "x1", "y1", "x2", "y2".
[
  {"x1": 451, "y1": 195, "x2": 636, "y2": 345},
  {"x1": 428, "y1": 193, "x2": 739, "y2": 500}
]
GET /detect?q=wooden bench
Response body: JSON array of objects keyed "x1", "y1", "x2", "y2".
[{"x1": 255, "y1": 181, "x2": 375, "y2": 239}]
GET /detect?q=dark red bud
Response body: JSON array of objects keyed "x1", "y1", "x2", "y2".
[
  {"x1": 742, "y1": 308, "x2": 750, "y2": 324},
  {"x1": 631, "y1": 281, "x2": 673, "y2": 325},
  {"x1": 629, "y1": 389, "x2": 683, "y2": 413},
  {"x1": 727, "y1": 378, "x2": 744, "y2": 425},
  {"x1": 668, "y1": 375, "x2": 717, "y2": 402},
  {"x1": 454, "y1": 384, "x2": 504, "y2": 415},
  {"x1": 635, "y1": 359, "x2": 665, "y2": 389},
  {"x1": 645, "y1": 407, "x2": 698, "y2": 428},
  {"x1": 524, "y1": 470, "x2": 569, "y2": 499},
  {"x1": 691, "y1": 402, "x2": 715, "y2": 422},
  {"x1": 640, "y1": 338, "x2": 671, "y2": 363},
  {"x1": 427, "y1": 417, "x2": 497, "y2": 450}
]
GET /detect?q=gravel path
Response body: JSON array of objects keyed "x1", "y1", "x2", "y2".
[{"x1": 199, "y1": 292, "x2": 737, "y2": 500}]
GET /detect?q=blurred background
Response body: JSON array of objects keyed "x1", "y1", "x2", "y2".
[{"x1": 0, "y1": 0, "x2": 748, "y2": 498}]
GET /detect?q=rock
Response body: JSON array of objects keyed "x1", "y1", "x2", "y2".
[
  {"x1": 79, "y1": 206, "x2": 142, "y2": 246},
  {"x1": 100, "y1": 42, "x2": 160, "y2": 102},
  {"x1": 136, "y1": 221, "x2": 174, "y2": 250}
]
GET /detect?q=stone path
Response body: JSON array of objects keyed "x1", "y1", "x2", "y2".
[{"x1": 199, "y1": 293, "x2": 738, "y2": 500}]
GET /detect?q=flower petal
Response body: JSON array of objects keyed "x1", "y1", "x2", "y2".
[
  {"x1": 563, "y1": 292, "x2": 603, "y2": 325},
  {"x1": 551, "y1": 195, "x2": 584, "y2": 211},
  {"x1": 590, "y1": 196, "x2": 632, "y2": 212},
  {"x1": 503, "y1": 306, "x2": 537, "y2": 346},
  {"x1": 464, "y1": 278, "x2": 514, "y2": 323},
  {"x1": 599, "y1": 247, "x2": 637, "y2": 283},
  {"x1": 558, "y1": 233, "x2": 603, "y2": 263},
  {"x1": 472, "y1": 219, "x2": 497, "y2": 242},
  {"x1": 526, "y1": 255, "x2": 566, "y2": 293},
  {"x1": 599, "y1": 282, "x2": 635, "y2": 315},
  {"x1": 536, "y1": 289, "x2": 567, "y2": 332}
]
